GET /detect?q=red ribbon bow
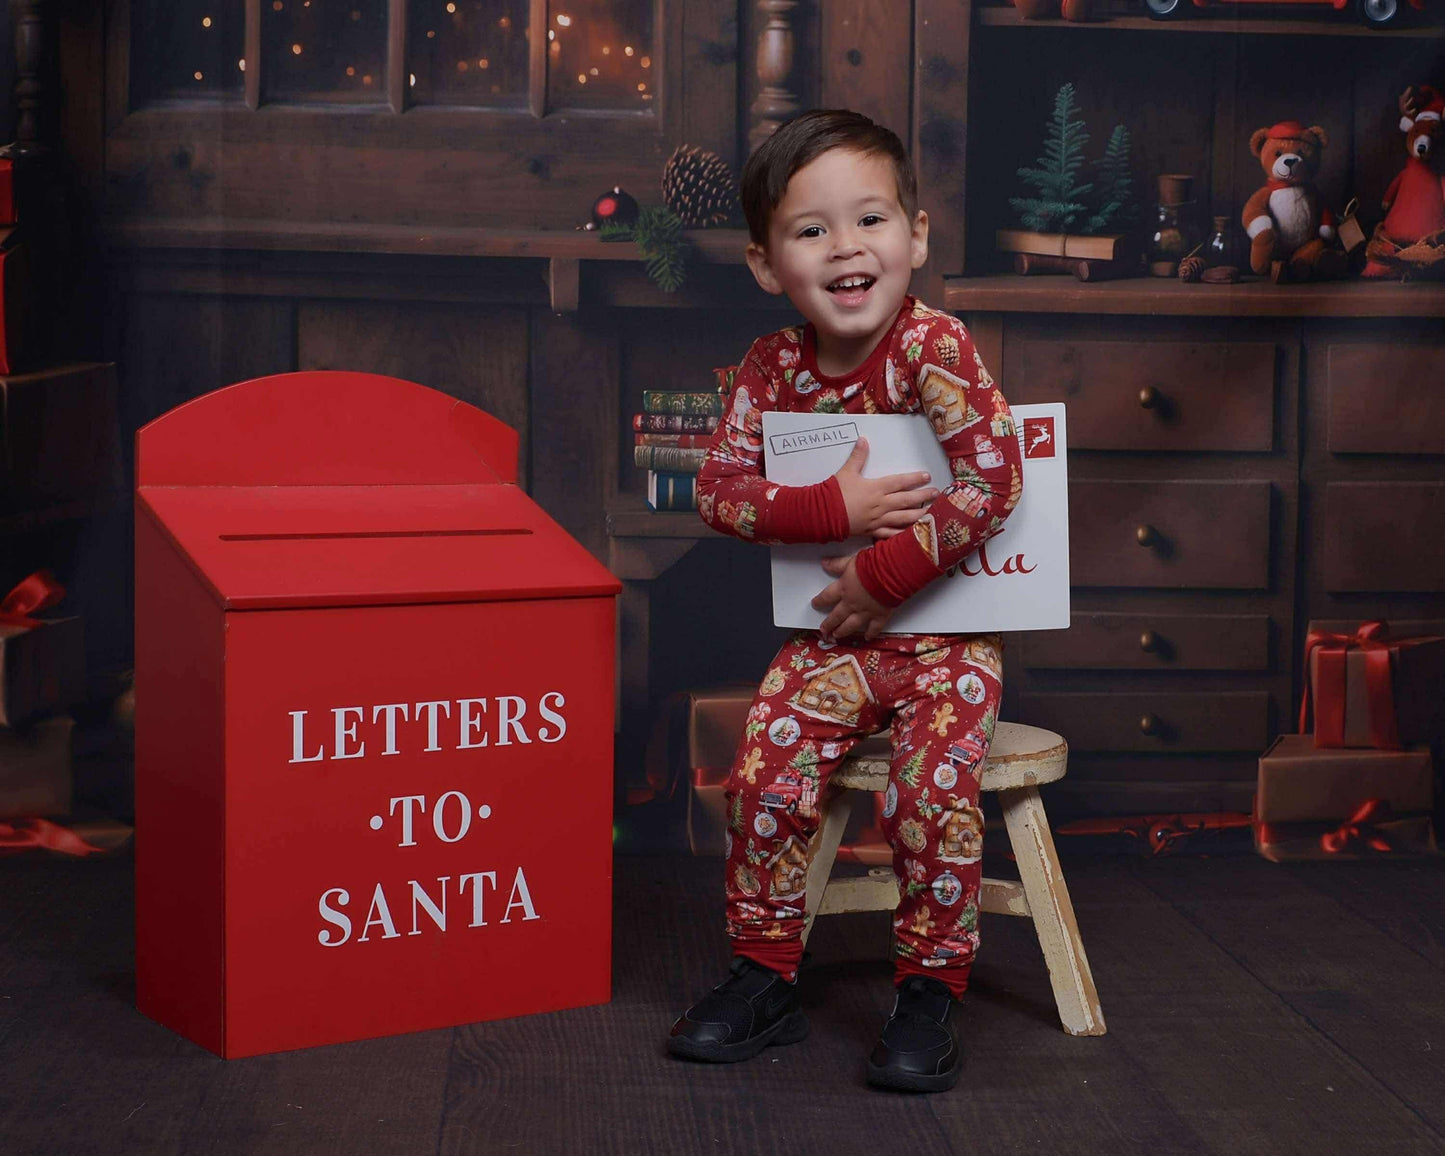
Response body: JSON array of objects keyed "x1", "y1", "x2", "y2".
[
  {"x1": 0, "y1": 570, "x2": 66, "y2": 627},
  {"x1": 1299, "y1": 621, "x2": 1401, "y2": 749},
  {"x1": 1320, "y1": 798, "x2": 1395, "y2": 855}
]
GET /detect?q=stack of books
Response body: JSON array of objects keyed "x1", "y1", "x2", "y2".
[{"x1": 633, "y1": 366, "x2": 735, "y2": 511}]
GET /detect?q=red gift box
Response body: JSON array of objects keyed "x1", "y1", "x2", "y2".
[
  {"x1": 0, "y1": 160, "x2": 14, "y2": 225},
  {"x1": 1253, "y1": 734, "x2": 1436, "y2": 861},
  {"x1": 0, "y1": 227, "x2": 32, "y2": 375},
  {"x1": 1299, "y1": 621, "x2": 1445, "y2": 749},
  {"x1": 0, "y1": 571, "x2": 85, "y2": 729}
]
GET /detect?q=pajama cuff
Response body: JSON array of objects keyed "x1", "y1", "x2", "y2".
[
  {"x1": 854, "y1": 531, "x2": 940, "y2": 608},
  {"x1": 764, "y1": 475, "x2": 850, "y2": 543}
]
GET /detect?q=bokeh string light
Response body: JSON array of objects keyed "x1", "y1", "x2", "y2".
[{"x1": 139, "y1": 1, "x2": 654, "y2": 110}]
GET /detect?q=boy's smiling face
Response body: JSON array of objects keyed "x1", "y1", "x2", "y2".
[{"x1": 746, "y1": 147, "x2": 928, "y2": 375}]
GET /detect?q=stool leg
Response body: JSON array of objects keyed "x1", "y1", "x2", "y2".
[
  {"x1": 801, "y1": 790, "x2": 851, "y2": 947},
  {"x1": 1000, "y1": 785, "x2": 1106, "y2": 1036}
]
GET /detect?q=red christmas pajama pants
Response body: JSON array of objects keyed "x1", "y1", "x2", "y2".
[{"x1": 723, "y1": 630, "x2": 1003, "y2": 997}]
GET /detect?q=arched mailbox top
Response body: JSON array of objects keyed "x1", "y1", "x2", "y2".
[
  {"x1": 137, "y1": 371, "x2": 518, "y2": 487},
  {"x1": 135, "y1": 371, "x2": 619, "y2": 609}
]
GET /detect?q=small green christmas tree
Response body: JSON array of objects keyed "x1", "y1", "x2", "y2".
[
  {"x1": 1009, "y1": 84, "x2": 1135, "y2": 238},
  {"x1": 1009, "y1": 83, "x2": 1093, "y2": 234},
  {"x1": 1084, "y1": 125, "x2": 1137, "y2": 235}
]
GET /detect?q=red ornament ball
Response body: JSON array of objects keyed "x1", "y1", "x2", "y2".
[{"x1": 591, "y1": 186, "x2": 639, "y2": 229}]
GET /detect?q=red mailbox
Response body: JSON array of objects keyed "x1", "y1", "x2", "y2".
[{"x1": 134, "y1": 371, "x2": 621, "y2": 1058}]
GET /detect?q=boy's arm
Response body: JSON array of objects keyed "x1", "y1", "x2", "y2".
[
  {"x1": 696, "y1": 344, "x2": 851, "y2": 545},
  {"x1": 853, "y1": 313, "x2": 1024, "y2": 607}
]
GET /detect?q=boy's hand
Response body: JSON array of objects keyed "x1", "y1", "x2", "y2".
[
  {"x1": 834, "y1": 438, "x2": 938, "y2": 540},
  {"x1": 812, "y1": 554, "x2": 895, "y2": 642}
]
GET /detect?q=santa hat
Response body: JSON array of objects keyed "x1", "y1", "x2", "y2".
[
  {"x1": 1265, "y1": 120, "x2": 1308, "y2": 141},
  {"x1": 1401, "y1": 86, "x2": 1443, "y2": 132}
]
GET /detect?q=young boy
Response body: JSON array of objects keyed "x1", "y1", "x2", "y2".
[{"x1": 665, "y1": 109, "x2": 1023, "y2": 1093}]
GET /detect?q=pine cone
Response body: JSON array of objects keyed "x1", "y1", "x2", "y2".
[
  {"x1": 933, "y1": 333, "x2": 960, "y2": 367},
  {"x1": 942, "y1": 521, "x2": 968, "y2": 550},
  {"x1": 1178, "y1": 255, "x2": 1207, "y2": 282},
  {"x1": 662, "y1": 145, "x2": 739, "y2": 227}
]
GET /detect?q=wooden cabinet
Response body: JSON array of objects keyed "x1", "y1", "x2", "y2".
[
  {"x1": 942, "y1": 3, "x2": 1445, "y2": 820},
  {"x1": 951, "y1": 282, "x2": 1444, "y2": 819}
]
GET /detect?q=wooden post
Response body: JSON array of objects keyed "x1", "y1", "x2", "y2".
[
  {"x1": 10, "y1": 0, "x2": 50, "y2": 156},
  {"x1": 748, "y1": 0, "x2": 801, "y2": 151}
]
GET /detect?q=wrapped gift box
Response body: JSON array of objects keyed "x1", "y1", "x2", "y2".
[
  {"x1": 1301, "y1": 621, "x2": 1445, "y2": 749},
  {"x1": 0, "y1": 616, "x2": 85, "y2": 728},
  {"x1": 0, "y1": 226, "x2": 31, "y2": 375},
  {"x1": 0, "y1": 160, "x2": 14, "y2": 225},
  {"x1": 1254, "y1": 734, "x2": 1435, "y2": 861},
  {"x1": 1, "y1": 362, "x2": 122, "y2": 514},
  {"x1": 0, "y1": 715, "x2": 74, "y2": 819}
]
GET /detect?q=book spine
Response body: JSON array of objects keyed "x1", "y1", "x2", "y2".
[
  {"x1": 634, "y1": 432, "x2": 713, "y2": 448},
  {"x1": 634, "y1": 445, "x2": 709, "y2": 472},
  {"x1": 642, "y1": 391, "x2": 726, "y2": 416},
  {"x1": 632, "y1": 413, "x2": 720, "y2": 433},
  {"x1": 647, "y1": 471, "x2": 698, "y2": 511}
]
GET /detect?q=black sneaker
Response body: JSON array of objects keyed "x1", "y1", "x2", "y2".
[
  {"x1": 667, "y1": 957, "x2": 809, "y2": 1063},
  {"x1": 865, "y1": 975, "x2": 961, "y2": 1092}
]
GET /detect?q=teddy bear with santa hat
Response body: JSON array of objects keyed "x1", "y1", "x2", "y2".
[{"x1": 1362, "y1": 84, "x2": 1445, "y2": 280}]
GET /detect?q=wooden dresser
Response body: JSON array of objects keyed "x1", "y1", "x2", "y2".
[{"x1": 949, "y1": 278, "x2": 1445, "y2": 820}]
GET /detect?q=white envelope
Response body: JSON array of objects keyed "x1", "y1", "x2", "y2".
[{"x1": 761, "y1": 404, "x2": 1070, "y2": 634}]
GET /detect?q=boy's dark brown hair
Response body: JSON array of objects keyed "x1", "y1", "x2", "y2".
[{"x1": 740, "y1": 109, "x2": 919, "y2": 245}]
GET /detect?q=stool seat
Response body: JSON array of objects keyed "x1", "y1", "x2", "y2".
[
  {"x1": 833, "y1": 721, "x2": 1068, "y2": 793},
  {"x1": 803, "y1": 720, "x2": 1106, "y2": 1037}
]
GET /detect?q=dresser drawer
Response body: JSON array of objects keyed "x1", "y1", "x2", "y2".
[
  {"x1": 1323, "y1": 482, "x2": 1445, "y2": 592},
  {"x1": 1019, "y1": 613, "x2": 1270, "y2": 671},
  {"x1": 1071, "y1": 480, "x2": 1272, "y2": 589},
  {"x1": 1327, "y1": 345, "x2": 1445, "y2": 455},
  {"x1": 1011, "y1": 339, "x2": 1276, "y2": 452},
  {"x1": 1020, "y1": 692, "x2": 1271, "y2": 753}
]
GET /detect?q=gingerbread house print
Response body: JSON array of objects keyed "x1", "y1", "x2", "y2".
[
  {"x1": 918, "y1": 364, "x2": 973, "y2": 438},
  {"x1": 766, "y1": 835, "x2": 810, "y2": 902},
  {"x1": 790, "y1": 654, "x2": 875, "y2": 727}
]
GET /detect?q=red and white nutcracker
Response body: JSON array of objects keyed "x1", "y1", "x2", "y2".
[{"x1": 134, "y1": 372, "x2": 620, "y2": 1058}]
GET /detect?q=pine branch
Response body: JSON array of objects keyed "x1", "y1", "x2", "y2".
[{"x1": 600, "y1": 205, "x2": 693, "y2": 292}]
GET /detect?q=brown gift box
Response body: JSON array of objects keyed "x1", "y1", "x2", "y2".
[
  {"x1": 0, "y1": 616, "x2": 85, "y2": 728},
  {"x1": 0, "y1": 714, "x2": 74, "y2": 818},
  {"x1": 1305, "y1": 620, "x2": 1445, "y2": 749},
  {"x1": 0, "y1": 362, "x2": 122, "y2": 516},
  {"x1": 1255, "y1": 734, "x2": 1432, "y2": 823},
  {"x1": 1254, "y1": 734, "x2": 1435, "y2": 861}
]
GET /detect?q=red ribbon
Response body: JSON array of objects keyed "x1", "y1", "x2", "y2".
[
  {"x1": 0, "y1": 817, "x2": 109, "y2": 857},
  {"x1": 0, "y1": 570, "x2": 66, "y2": 627},
  {"x1": 1320, "y1": 798, "x2": 1396, "y2": 855},
  {"x1": 1299, "y1": 621, "x2": 1402, "y2": 749}
]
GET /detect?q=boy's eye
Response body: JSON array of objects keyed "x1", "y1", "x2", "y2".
[
  {"x1": 798, "y1": 225, "x2": 823, "y2": 239},
  {"x1": 860, "y1": 214, "x2": 884, "y2": 227}
]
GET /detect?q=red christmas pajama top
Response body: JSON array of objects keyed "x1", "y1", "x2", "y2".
[{"x1": 696, "y1": 296, "x2": 1023, "y2": 607}]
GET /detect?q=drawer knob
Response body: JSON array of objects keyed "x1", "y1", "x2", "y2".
[
  {"x1": 1139, "y1": 713, "x2": 1160, "y2": 736},
  {"x1": 1135, "y1": 524, "x2": 1159, "y2": 548},
  {"x1": 1138, "y1": 385, "x2": 1161, "y2": 409},
  {"x1": 1139, "y1": 630, "x2": 1161, "y2": 653}
]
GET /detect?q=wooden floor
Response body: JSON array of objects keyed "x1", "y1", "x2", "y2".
[{"x1": 2, "y1": 847, "x2": 1444, "y2": 1155}]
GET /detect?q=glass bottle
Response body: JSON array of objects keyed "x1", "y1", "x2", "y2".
[{"x1": 1205, "y1": 215, "x2": 1245, "y2": 268}]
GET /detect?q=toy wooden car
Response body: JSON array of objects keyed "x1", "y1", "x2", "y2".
[{"x1": 1144, "y1": 0, "x2": 1421, "y2": 27}]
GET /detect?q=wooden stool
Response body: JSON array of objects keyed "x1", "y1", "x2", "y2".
[{"x1": 801, "y1": 721, "x2": 1106, "y2": 1037}]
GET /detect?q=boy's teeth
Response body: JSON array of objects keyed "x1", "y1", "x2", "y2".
[{"x1": 829, "y1": 277, "x2": 873, "y2": 291}]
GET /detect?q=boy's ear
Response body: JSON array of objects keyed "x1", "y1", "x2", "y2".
[
  {"x1": 746, "y1": 241, "x2": 785, "y2": 296},
  {"x1": 910, "y1": 209, "x2": 930, "y2": 270}
]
